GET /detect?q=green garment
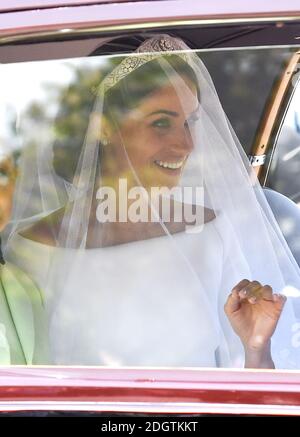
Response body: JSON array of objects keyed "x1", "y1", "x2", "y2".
[{"x1": 0, "y1": 262, "x2": 49, "y2": 364}]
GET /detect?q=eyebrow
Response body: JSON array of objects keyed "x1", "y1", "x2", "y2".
[
  {"x1": 146, "y1": 110, "x2": 179, "y2": 117},
  {"x1": 146, "y1": 104, "x2": 201, "y2": 119}
]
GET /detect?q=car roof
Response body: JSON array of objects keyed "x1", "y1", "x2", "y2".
[
  {"x1": 1, "y1": 0, "x2": 299, "y2": 15},
  {"x1": 0, "y1": 0, "x2": 136, "y2": 13}
]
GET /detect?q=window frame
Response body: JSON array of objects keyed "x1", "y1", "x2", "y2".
[
  {"x1": 252, "y1": 51, "x2": 300, "y2": 186},
  {"x1": 0, "y1": 366, "x2": 300, "y2": 415},
  {"x1": 1, "y1": 0, "x2": 300, "y2": 416}
]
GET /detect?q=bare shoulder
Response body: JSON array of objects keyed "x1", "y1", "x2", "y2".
[
  {"x1": 18, "y1": 204, "x2": 216, "y2": 248},
  {"x1": 203, "y1": 206, "x2": 216, "y2": 223},
  {"x1": 19, "y1": 208, "x2": 65, "y2": 246},
  {"x1": 180, "y1": 203, "x2": 216, "y2": 226}
]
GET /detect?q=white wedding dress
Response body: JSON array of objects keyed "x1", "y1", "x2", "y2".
[{"x1": 5, "y1": 211, "x2": 245, "y2": 368}]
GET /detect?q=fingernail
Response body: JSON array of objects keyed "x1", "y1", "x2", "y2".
[
  {"x1": 249, "y1": 296, "x2": 256, "y2": 304},
  {"x1": 273, "y1": 293, "x2": 286, "y2": 302}
]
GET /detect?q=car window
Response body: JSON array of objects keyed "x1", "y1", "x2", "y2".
[
  {"x1": 265, "y1": 73, "x2": 300, "y2": 205},
  {"x1": 1, "y1": 32, "x2": 300, "y2": 371},
  {"x1": 0, "y1": 46, "x2": 294, "y2": 171}
]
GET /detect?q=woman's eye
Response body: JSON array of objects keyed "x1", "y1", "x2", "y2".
[{"x1": 150, "y1": 118, "x2": 171, "y2": 129}]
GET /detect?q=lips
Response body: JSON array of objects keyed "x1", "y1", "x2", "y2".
[{"x1": 154, "y1": 159, "x2": 185, "y2": 170}]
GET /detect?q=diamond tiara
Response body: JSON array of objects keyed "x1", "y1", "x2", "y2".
[{"x1": 99, "y1": 35, "x2": 191, "y2": 94}]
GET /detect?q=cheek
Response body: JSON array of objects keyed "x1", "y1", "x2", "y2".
[
  {"x1": 124, "y1": 129, "x2": 162, "y2": 163},
  {"x1": 0, "y1": 190, "x2": 11, "y2": 209}
]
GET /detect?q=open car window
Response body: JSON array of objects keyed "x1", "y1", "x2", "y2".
[
  {"x1": 0, "y1": 13, "x2": 300, "y2": 413},
  {"x1": 1, "y1": 30, "x2": 300, "y2": 366},
  {"x1": 265, "y1": 72, "x2": 300, "y2": 204}
]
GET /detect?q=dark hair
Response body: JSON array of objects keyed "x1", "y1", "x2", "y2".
[
  {"x1": 89, "y1": 34, "x2": 199, "y2": 120},
  {"x1": 103, "y1": 54, "x2": 200, "y2": 123}
]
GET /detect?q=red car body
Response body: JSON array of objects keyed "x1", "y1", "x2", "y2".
[{"x1": 1, "y1": 367, "x2": 300, "y2": 415}]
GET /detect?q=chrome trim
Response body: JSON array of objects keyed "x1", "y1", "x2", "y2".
[
  {"x1": 0, "y1": 400, "x2": 300, "y2": 415},
  {"x1": 249, "y1": 154, "x2": 266, "y2": 167},
  {"x1": 263, "y1": 71, "x2": 300, "y2": 186},
  {"x1": 250, "y1": 50, "x2": 300, "y2": 181},
  {"x1": 1, "y1": 16, "x2": 300, "y2": 45}
]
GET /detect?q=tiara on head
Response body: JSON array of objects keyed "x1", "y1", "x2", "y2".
[{"x1": 99, "y1": 35, "x2": 191, "y2": 94}]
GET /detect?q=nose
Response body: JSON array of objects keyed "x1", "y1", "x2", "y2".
[{"x1": 168, "y1": 125, "x2": 194, "y2": 155}]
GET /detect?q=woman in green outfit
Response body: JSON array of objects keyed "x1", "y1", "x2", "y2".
[{"x1": 0, "y1": 241, "x2": 48, "y2": 364}]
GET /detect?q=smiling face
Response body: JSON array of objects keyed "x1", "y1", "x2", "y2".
[{"x1": 103, "y1": 75, "x2": 199, "y2": 189}]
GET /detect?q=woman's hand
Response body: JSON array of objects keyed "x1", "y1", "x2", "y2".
[{"x1": 224, "y1": 279, "x2": 287, "y2": 368}]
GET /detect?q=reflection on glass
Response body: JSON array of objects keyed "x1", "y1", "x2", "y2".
[
  {"x1": 268, "y1": 82, "x2": 300, "y2": 205},
  {"x1": 1, "y1": 37, "x2": 300, "y2": 370}
]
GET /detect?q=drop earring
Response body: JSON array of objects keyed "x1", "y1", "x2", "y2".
[{"x1": 102, "y1": 137, "x2": 109, "y2": 147}]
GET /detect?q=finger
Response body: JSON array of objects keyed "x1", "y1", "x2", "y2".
[
  {"x1": 272, "y1": 293, "x2": 287, "y2": 311},
  {"x1": 248, "y1": 295, "x2": 258, "y2": 305},
  {"x1": 248, "y1": 284, "x2": 274, "y2": 303},
  {"x1": 232, "y1": 279, "x2": 250, "y2": 296},
  {"x1": 238, "y1": 280, "x2": 261, "y2": 301},
  {"x1": 260, "y1": 285, "x2": 273, "y2": 301},
  {"x1": 224, "y1": 289, "x2": 241, "y2": 314}
]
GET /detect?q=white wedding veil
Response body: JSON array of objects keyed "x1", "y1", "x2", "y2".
[{"x1": 3, "y1": 33, "x2": 300, "y2": 368}]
